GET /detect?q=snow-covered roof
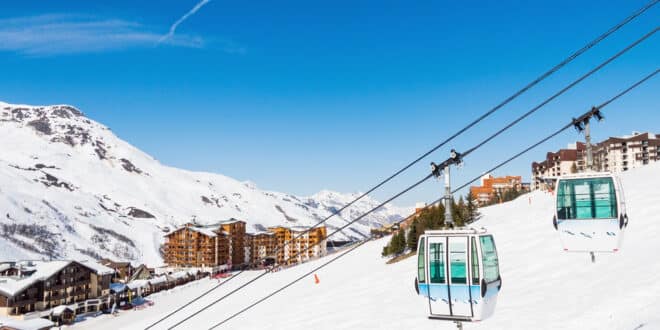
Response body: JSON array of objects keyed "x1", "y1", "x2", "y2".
[
  {"x1": 189, "y1": 226, "x2": 218, "y2": 237},
  {"x1": 0, "y1": 316, "x2": 55, "y2": 330},
  {"x1": 80, "y1": 260, "x2": 116, "y2": 275},
  {"x1": 0, "y1": 261, "x2": 70, "y2": 297},
  {"x1": 246, "y1": 228, "x2": 275, "y2": 236},
  {"x1": 171, "y1": 270, "x2": 196, "y2": 280},
  {"x1": 168, "y1": 225, "x2": 220, "y2": 238},
  {"x1": 51, "y1": 305, "x2": 74, "y2": 315},
  {"x1": 127, "y1": 279, "x2": 150, "y2": 290},
  {"x1": 290, "y1": 226, "x2": 311, "y2": 232},
  {"x1": 148, "y1": 276, "x2": 168, "y2": 285},
  {"x1": 217, "y1": 218, "x2": 245, "y2": 225}
]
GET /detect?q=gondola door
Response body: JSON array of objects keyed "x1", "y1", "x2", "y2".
[
  {"x1": 426, "y1": 236, "x2": 450, "y2": 317},
  {"x1": 448, "y1": 236, "x2": 472, "y2": 318}
]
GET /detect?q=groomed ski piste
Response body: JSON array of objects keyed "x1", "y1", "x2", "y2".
[{"x1": 72, "y1": 162, "x2": 660, "y2": 330}]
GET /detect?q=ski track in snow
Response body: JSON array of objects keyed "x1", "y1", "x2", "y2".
[{"x1": 69, "y1": 163, "x2": 660, "y2": 329}]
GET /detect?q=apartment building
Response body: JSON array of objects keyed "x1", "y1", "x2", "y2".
[
  {"x1": 531, "y1": 133, "x2": 660, "y2": 190},
  {"x1": 245, "y1": 231, "x2": 277, "y2": 266},
  {"x1": 469, "y1": 174, "x2": 525, "y2": 205},
  {"x1": 163, "y1": 223, "x2": 230, "y2": 271},
  {"x1": 165, "y1": 221, "x2": 326, "y2": 270},
  {"x1": 0, "y1": 260, "x2": 114, "y2": 318},
  {"x1": 531, "y1": 142, "x2": 586, "y2": 190},
  {"x1": 218, "y1": 219, "x2": 247, "y2": 267},
  {"x1": 268, "y1": 226, "x2": 293, "y2": 265},
  {"x1": 593, "y1": 132, "x2": 660, "y2": 172},
  {"x1": 267, "y1": 226, "x2": 327, "y2": 265}
]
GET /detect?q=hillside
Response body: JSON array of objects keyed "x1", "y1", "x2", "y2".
[
  {"x1": 0, "y1": 102, "x2": 410, "y2": 265},
  {"x1": 73, "y1": 162, "x2": 660, "y2": 329}
]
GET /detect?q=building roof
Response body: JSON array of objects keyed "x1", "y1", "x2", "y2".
[
  {"x1": 0, "y1": 316, "x2": 55, "y2": 330},
  {"x1": 127, "y1": 279, "x2": 150, "y2": 290},
  {"x1": 249, "y1": 230, "x2": 275, "y2": 236},
  {"x1": 148, "y1": 276, "x2": 168, "y2": 285},
  {"x1": 51, "y1": 305, "x2": 74, "y2": 315},
  {"x1": 0, "y1": 261, "x2": 71, "y2": 297},
  {"x1": 171, "y1": 271, "x2": 192, "y2": 280},
  {"x1": 100, "y1": 259, "x2": 131, "y2": 268},
  {"x1": 166, "y1": 223, "x2": 228, "y2": 238},
  {"x1": 217, "y1": 218, "x2": 245, "y2": 225},
  {"x1": 188, "y1": 226, "x2": 218, "y2": 237},
  {"x1": 79, "y1": 260, "x2": 116, "y2": 276},
  {"x1": 109, "y1": 282, "x2": 127, "y2": 293}
]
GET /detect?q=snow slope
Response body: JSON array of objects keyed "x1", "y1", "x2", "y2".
[
  {"x1": 0, "y1": 102, "x2": 410, "y2": 265},
  {"x1": 72, "y1": 162, "x2": 660, "y2": 330}
]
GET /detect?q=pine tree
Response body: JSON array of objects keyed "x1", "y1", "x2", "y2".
[
  {"x1": 466, "y1": 191, "x2": 480, "y2": 223},
  {"x1": 393, "y1": 230, "x2": 406, "y2": 255},
  {"x1": 407, "y1": 220, "x2": 418, "y2": 250}
]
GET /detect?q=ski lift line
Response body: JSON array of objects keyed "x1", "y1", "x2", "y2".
[
  {"x1": 154, "y1": 69, "x2": 660, "y2": 325},
  {"x1": 462, "y1": 26, "x2": 659, "y2": 159},
  {"x1": 205, "y1": 70, "x2": 658, "y2": 329},
  {"x1": 166, "y1": 173, "x2": 436, "y2": 330},
  {"x1": 596, "y1": 68, "x2": 660, "y2": 110},
  {"x1": 167, "y1": 62, "x2": 658, "y2": 330},
  {"x1": 454, "y1": 69, "x2": 659, "y2": 197},
  {"x1": 146, "y1": 5, "x2": 657, "y2": 327},
  {"x1": 148, "y1": 171, "x2": 431, "y2": 330}
]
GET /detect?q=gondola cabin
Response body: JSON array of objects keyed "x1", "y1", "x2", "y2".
[
  {"x1": 414, "y1": 228, "x2": 501, "y2": 322},
  {"x1": 553, "y1": 172, "x2": 628, "y2": 253}
]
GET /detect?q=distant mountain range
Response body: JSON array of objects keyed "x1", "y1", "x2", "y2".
[{"x1": 0, "y1": 101, "x2": 411, "y2": 265}]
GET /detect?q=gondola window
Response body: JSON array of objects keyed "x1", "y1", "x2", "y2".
[
  {"x1": 429, "y1": 242, "x2": 445, "y2": 283},
  {"x1": 471, "y1": 237, "x2": 479, "y2": 285},
  {"x1": 450, "y1": 242, "x2": 467, "y2": 284},
  {"x1": 557, "y1": 178, "x2": 617, "y2": 219},
  {"x1": 480, "y1": 235, "x2": 500, "y2": 283},
  {"x1": 418, "y1": 237, "x2": 426, "y2": 283}
]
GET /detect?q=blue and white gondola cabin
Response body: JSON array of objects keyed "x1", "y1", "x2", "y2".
[
  {"x1": 415, "y1": 228, "x2": 501, "y2": 322},
  {"x1": 553, "y1": 172, "x2": 628, "y2": 253}
]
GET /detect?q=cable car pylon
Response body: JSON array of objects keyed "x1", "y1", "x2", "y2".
[
  {"x1": 584, "y1": 115, "x2": 597, "y2": 263},
  {"x1": 431, "y1": 149, "x2": 463, "y2": 228}
]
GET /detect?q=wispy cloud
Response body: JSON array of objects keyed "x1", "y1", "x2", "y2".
[
  {"x1": 0, "y1": 14, "x2": 203, "y2": 56},
  {"x1": 159, "y1": 0, "x2": 211, "y2": 44}
]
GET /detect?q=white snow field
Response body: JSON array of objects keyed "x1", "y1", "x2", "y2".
[{"x1": 70, "y1": 162, "x2": 660, "y2": 330}]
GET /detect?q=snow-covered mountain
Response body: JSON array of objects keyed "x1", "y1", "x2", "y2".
[{"x1": 0, "y1": 101, "x2": 411, "y2": 265}]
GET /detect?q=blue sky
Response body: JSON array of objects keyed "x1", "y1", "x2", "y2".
[{"x1": 1, "y1": 0, "x2": 658, "y2": 206}]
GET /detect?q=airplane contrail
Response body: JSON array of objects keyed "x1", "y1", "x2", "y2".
[{"x1": 159, "y1": 0, "x2": 211, "y2": 43}]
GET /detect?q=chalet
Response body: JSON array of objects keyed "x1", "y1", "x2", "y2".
[
  {"x1": 79, "y1": 260, "x2": 115, "y2": 299},
  {"x1": 126, "y1": 280, "x2": 150, "y2": 298},
  {"x1": 147, "y1": 276, "x2": 169, "y2": 293},
  {"x1": 129, "y1": 264, "x2": 154, "y2": 282},
  {"x1": 0, "y1": 260, "x2": 110, "y2": 318},
  {"x1": 99, "y1": 259, "x2": 133, "y2": 283}
]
